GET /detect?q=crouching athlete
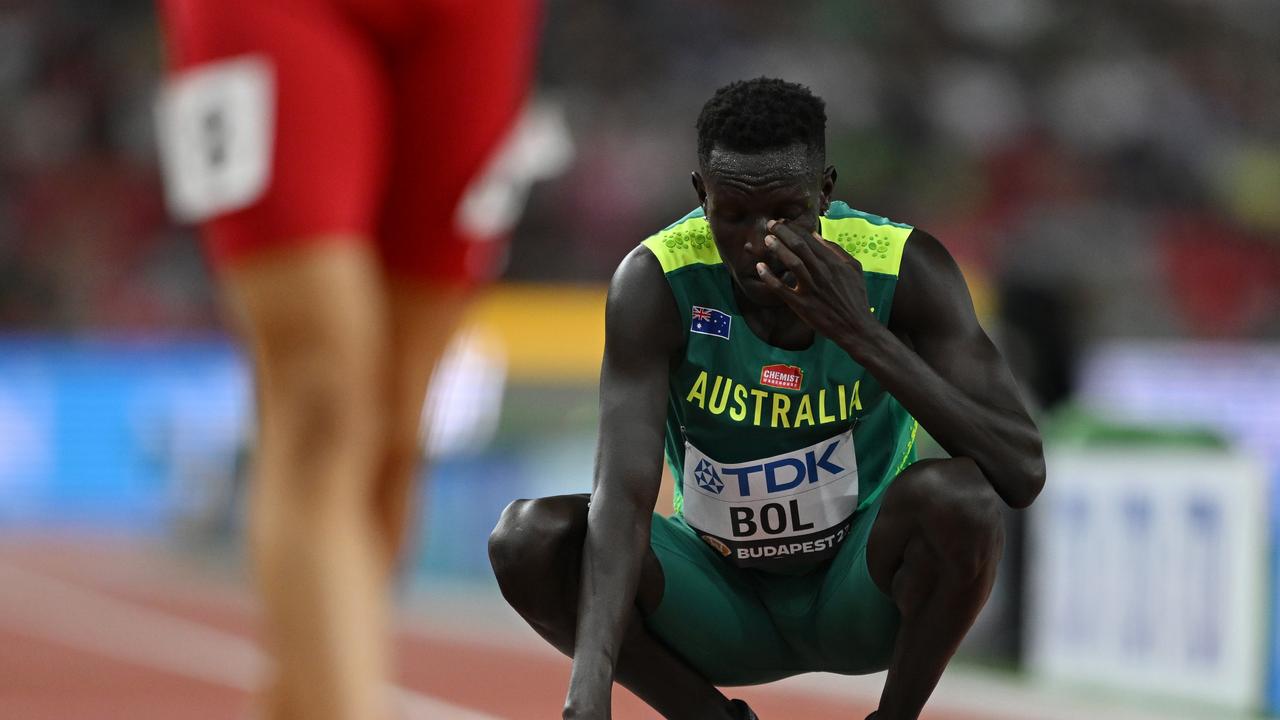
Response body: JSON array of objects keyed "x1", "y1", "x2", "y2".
[{"x1": 488, "y1": 77, "x2": 1045, "y2": 720}]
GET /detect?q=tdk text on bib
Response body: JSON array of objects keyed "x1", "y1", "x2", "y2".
[{"x1": 682, "y1": 430, "x2": 859, "y2": 567}]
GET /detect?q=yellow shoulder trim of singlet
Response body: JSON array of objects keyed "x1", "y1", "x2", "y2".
[
  {"x1": 641, "y1": 214, "x2": 721, "y2": 273},
  {"x1": 641, "y1": 204, "x2": 912, "y2": 276},
  {"x1": 820, "y1": 213, "x2": 912, "y2": 277}
]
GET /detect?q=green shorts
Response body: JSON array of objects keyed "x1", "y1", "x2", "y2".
[{"x1": 643, "y1": 495, "x2": 899, "y2": 686}]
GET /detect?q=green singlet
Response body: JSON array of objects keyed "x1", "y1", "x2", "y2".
[{"x1": 639, "y1": 201, "x2": 919, "y2": 685}]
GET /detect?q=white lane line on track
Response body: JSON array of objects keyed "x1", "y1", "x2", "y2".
[{"x1": 0, "y1": 562, "x2": 502, "y2": 720}]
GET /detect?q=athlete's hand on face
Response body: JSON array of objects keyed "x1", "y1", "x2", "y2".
[{"x1": 756, "y1": 219, "x2": 877, "y2": 342}]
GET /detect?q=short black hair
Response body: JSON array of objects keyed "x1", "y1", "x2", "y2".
[{"x1": 695, "y1": 77, "x2": 827, "y2": 165}]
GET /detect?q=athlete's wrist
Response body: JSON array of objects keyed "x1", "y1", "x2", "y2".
[
  {"x1": 563, "y1": 688, "x2": 612, "y2": 720},
  {"x1": 565, "y1": 658, "x2": 613, "y2": 716},
  {"x1": 832, "y1": 314, "x2": 895, "y2": 367}
]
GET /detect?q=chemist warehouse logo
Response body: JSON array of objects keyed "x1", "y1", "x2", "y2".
[{"x1": 760, "y1": 364, "x2": 803, "y2": 391}]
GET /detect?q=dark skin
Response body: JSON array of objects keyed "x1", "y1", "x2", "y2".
[{"x1": 490, "y1": 142, "x2": 1044, "y2": 720}]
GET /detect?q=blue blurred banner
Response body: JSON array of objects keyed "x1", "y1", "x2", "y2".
[
  {"x1": 1027, "y1": 448, "x2": 1268, "y2": 711},
  {"x1": 0, "y1": 337, "x2": 249, "y2": 528},
  {"x1": 1076, "y1": 341, "x2": 1280, "y2": 713},
  {"x1": 0, "y1": 337, "x2": 597, "y2": 581}
]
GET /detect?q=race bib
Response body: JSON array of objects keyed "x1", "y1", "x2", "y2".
[
  {"x1": 682, "y1": 431, "x2": 859, "y2": 568},
  {"x1": 155, "y1": 55, "x2": 274, "y2": 223}
]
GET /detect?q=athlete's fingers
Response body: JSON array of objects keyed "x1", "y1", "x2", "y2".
[
  {"x1": 755, "y1": 261, "x2": 802, "y2": 305},
  {"x1": 763, "y1": 235, "x2": 814, "y2": 289},
  {"x1": 768, "y1": 220, "x2": 819, "y2": 259},
  {"x1": 788, "y1": 221, "x2": 836, "y2": 265},
  {"x1": 768, "y1": 220, "x2": 825, "y2": 273}
]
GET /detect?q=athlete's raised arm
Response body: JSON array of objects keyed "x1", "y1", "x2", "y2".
[
  {"x1": 757, "y1": 222, "x2": 1045, "y2": 508},
  {"x1": 564, "y1": 245, "x2": 682, "y2": 718}
]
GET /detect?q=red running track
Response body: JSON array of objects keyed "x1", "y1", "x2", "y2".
[{"x1": 0, "y1": 536, "x2": 982, "y2": 720}]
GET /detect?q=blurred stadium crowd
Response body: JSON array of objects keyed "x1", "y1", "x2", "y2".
[{"x1": 1, "y1": 0, "x2": 1278, "y2": 351}]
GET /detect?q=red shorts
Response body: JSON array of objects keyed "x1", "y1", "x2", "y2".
[{"x1": 156, "y1": 0, "x2": 540, "y2": 284}]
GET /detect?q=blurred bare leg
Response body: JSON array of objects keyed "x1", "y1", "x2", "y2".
[
  {"x1": 374, "y1": 281, "x2": 472, "y2": 570},
  {"x1": 224, "y1": 240, "x2": 391, "y2": 720}
]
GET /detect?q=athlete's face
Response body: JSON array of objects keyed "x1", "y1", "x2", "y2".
[{"x1": 694, "y1": 144, "x2": 835, "y2": 307}]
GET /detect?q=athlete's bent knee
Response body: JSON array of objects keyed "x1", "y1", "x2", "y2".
[
  {"x1": 909, "y1": 459, "x2": 1004, "y2": 580},
  {"x1": 488, "y1": 498, "x2": 535, "y2": 583},
  {"x1": 489, "y1": 496, "x2": 585, "y2": 591}
]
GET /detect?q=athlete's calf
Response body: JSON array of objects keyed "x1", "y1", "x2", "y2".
[
  {"x1": 489, "y1": 495, "x2": 746, "y2": 720},
  {"x1": 866, "y1": 457, "x2": 1005, "y2": 720}
]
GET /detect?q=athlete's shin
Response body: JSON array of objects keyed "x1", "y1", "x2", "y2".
[
  {"x1": 868, "y1": 459, "x2": 1004, "y2": 720},
  {"x1": 248, "y1": 427, "x2": 392, "y2": 720},
  {"x1": 490, "y1": 497, "x2": 741, "y2": 720}
]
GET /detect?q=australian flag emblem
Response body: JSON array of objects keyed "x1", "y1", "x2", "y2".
[{"x1": 690, "y1": 305, "x2": 731, "y2": 339}]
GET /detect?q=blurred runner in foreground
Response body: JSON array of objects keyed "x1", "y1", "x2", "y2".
[
  {"x1": 155, "y1": 1, "x2": 540, "y2": 718},
  {"x1": 491, "y1": 78, "x2": 1045, "y2": 720}
]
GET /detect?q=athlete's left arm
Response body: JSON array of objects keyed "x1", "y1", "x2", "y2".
[
  {"x1": 882, "y1": 229, "x2": 1045, "y2": 507},
  {"x1": 759, "y1": 223, "x2": 1045, "y2": 508}
]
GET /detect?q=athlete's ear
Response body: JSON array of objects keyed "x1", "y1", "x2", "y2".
[
  {"x1": 692, "y1": 171, "x2": 708, "y2": 208},
  {"x1": 820, "y1": 165, "x2": 837, "y2": 213}
]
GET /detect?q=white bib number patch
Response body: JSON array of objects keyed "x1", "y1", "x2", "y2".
[
  {"x1": 155, "y1": 55, "x2": 275, "y2": 223},
  {"x1": 683, "y1": 431, "x2": 859, "y2": 568}
]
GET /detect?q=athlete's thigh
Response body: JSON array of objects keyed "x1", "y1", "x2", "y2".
[
  {"x1": 810, "y1": 495, "x2": 900, "y2": 675},
  {"x1": 221, "y1": 245, "x2": 389, "y2": 506},
  {"x1": 156, "y1": 0, "x2": 390, "y2": 268},
  {"x1": 645, "y1": 515, "x2": 797, "y2": 686},
  {"x1": 378, "y1": 0, "x2": 541, "y2": 284},
  {"x1": 865, "y1": 458, "x2": 978, "y2": 594}
]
